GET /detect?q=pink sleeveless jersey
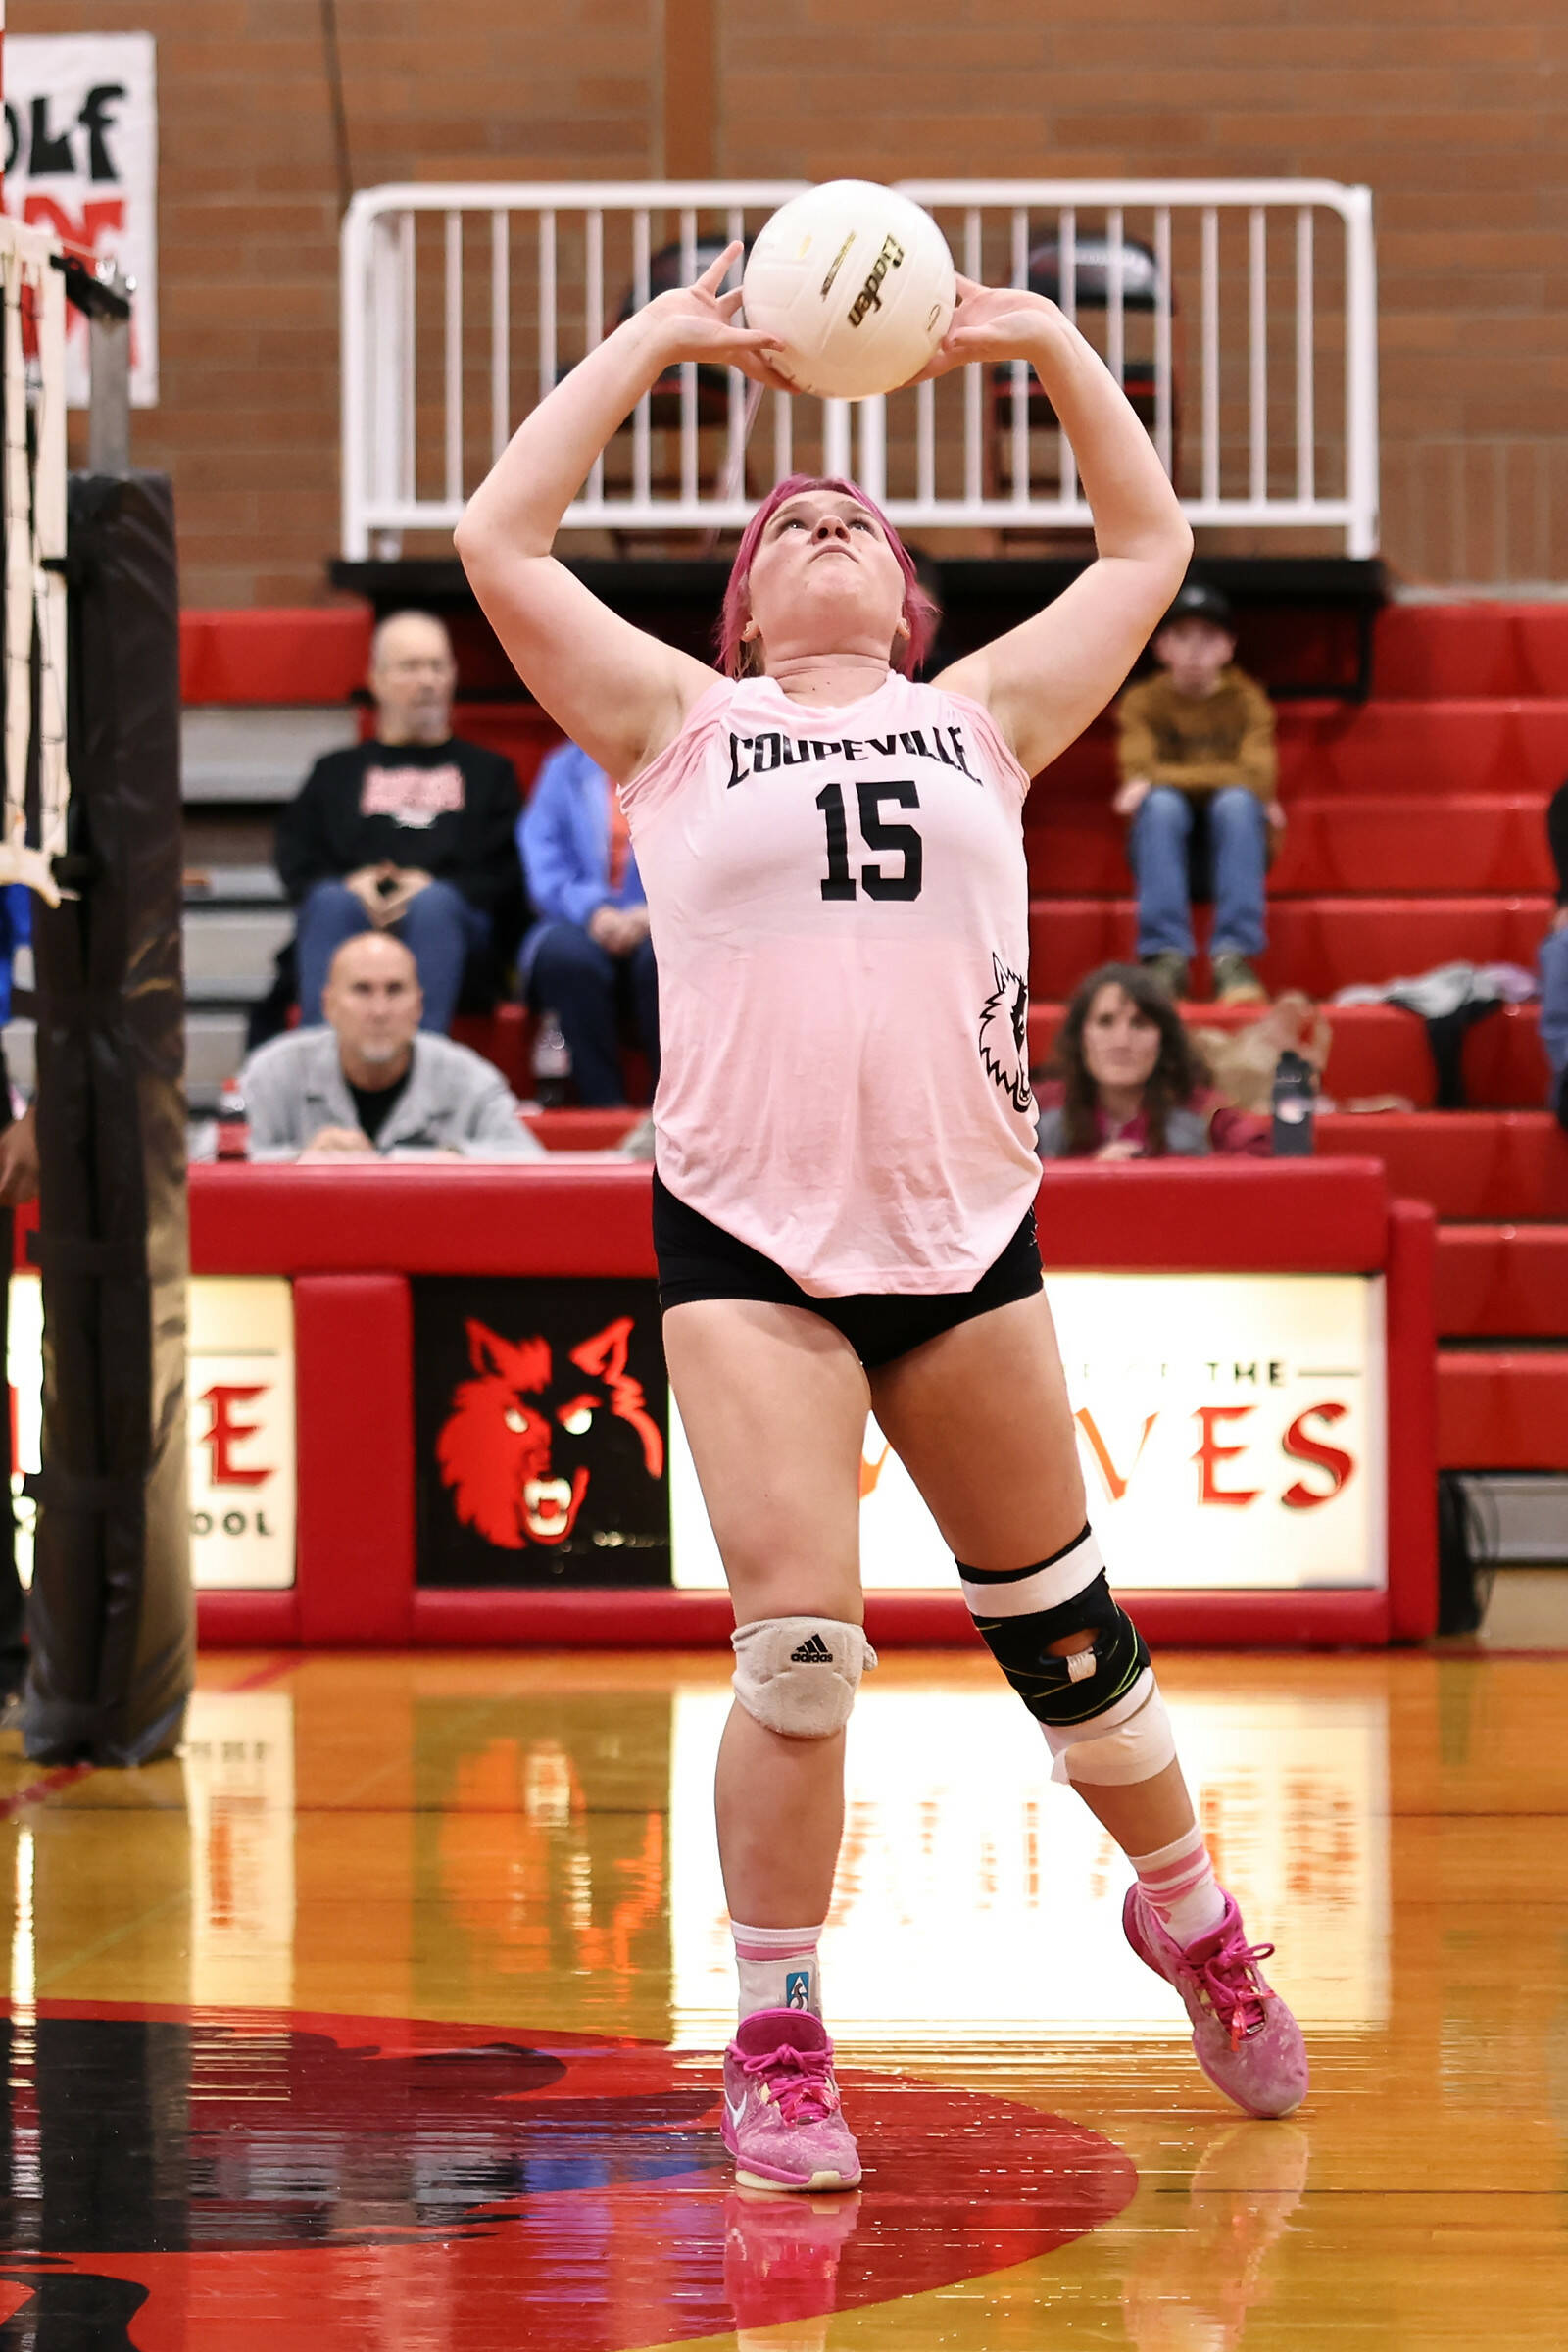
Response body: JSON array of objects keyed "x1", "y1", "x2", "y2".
[{"x1": 621, "y1": 670, "x2": 1041, "y2": 1296}]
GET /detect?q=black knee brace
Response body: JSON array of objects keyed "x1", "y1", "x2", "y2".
[{"x1": 960, "y1": 1543, "x2": 1150, "y2": 1731}]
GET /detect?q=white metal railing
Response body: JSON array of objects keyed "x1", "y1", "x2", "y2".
[{"x1": 340, "y1": 179, "x2": 1379, "y2": 561}]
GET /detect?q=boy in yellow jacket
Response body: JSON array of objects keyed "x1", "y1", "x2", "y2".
[{"x1": 1114, "y1": 582, "x2": 1282, "y2": 1004}]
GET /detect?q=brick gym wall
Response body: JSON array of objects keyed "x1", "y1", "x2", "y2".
[{"x1": 12, "y1": 0, "x2": 1566, "y2": 604}]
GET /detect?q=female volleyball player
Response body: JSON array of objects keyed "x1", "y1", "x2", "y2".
[{"x1": 457, "y1": 245, "x2": 1307, "y2": 2192}]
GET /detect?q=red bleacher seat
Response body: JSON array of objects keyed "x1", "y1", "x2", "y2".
[
  {"x1": 1266, "y1": 798, "x2": 1554, "y2": 897},
  {"x1": 1436, "y1": 1226, "x2": 1568, "y2": 1339},
  {"x1": 1034, "y1": 697, "x2": 1568, "y2": 805},
  {"x1": 1376, "y1": 605, "x2": 1568, "y2": 702},
  {"x1": 180, "y1": 609, "x2": 372, "y2": 705},
  {"x1": 1438, "y1": 1352, "x2": 1568, "y2": 1472},
  {"x1": 1027, "y1": 897, "x2": 1551, "y2": 1002},
  {"x1": 522, "y1": 1108, "x2": 641, "y2": 1151},
  {"x1": 1027, "y1": 795, "x2": 1555, "y2": 898},
  {"x1": 1314, "y1": 1112, "x2": 1568, "y2": 1221}
]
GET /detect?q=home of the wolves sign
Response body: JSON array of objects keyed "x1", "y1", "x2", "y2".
[
  {"x1": 673, "y1": 1271, "x2": 1386, "y2": 1594},
  {"x1": 3, "y1": 33, "x2": 159, "y2": 405}
]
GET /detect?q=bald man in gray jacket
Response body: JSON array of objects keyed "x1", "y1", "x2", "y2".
[{"x1": 241, "y1": 933, "x2": 542, "y2": 1162}]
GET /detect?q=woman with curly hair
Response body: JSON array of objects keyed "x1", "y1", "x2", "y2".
[{"x1": 1037, "y1": 962, "x2": 1271, "y2": 1160}]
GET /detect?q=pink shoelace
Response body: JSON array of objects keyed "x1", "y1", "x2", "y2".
[
  {"x1": 738, "y1": 2040, "x2": 840, "y2": 2126},
  {"x1": 1197, "y1": 1928, "x2": 1276, "y2": 2051}
]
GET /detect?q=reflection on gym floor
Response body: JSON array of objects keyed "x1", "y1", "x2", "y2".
[
  {"x1": 0, "y1": 1649, "x2": 1562, "y2": 2349},
  {"x1": 670, "y1": 1674, "x2": 1390, "y2": 2049}
]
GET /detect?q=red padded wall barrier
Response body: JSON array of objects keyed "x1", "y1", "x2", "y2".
[
  {"x1": 411, "y1": 1586, "x2": 1395, "y2": 1649},
  {"x1": 1385, "y1": 1200, "x2": 1439, "y2": 1642},
  {"x1": 292, "y1": 1274, "x2": 416, "y2": 1644},
  {"x1": 168, "y1": 1160, "x2": 1432, "y2": 1650},
  {"x1": 183, "y1": 1159, "x2": 1393, "y2": 1281}
]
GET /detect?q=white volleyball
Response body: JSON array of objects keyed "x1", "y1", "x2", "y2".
[{"x1": 742, "y1": 180, "x2": 956, "y2": 401}]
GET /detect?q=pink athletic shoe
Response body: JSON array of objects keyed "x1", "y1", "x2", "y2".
[
  {"x1": 1123, "y1": 1886, "x2": 1309, "y2": 2119},
  {"x1": 721, "y1": 2009, "x2": 861, "y2": 2191}
]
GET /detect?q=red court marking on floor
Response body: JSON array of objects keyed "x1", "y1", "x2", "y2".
[
  {"x1": 0, "y1": 1763, "x2": 95, "y2": 1819},
  {"x1": 3, "y1": 2002, "x2": 1139, "y2": 2351},
  {"x1": 220, "y1": 1652, "x2": 303, "y2": 1693}
]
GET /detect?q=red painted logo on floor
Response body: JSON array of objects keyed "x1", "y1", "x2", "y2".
[{"x1": 0, "y1": 2001, "x2": 1135, "y2": 2347}]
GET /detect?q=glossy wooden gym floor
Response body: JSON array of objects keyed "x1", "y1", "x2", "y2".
[{"x1": 1, "y1": 1634, "x2": 1564, "y2": 2348}]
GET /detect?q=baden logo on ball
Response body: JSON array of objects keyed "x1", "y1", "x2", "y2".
[{"x1": 742, "y1": 180, "x2": 956, "y2": 400}]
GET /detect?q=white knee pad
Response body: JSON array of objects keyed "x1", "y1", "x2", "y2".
[
  {"x1": 731, "y1": 1616, "x2": 877, "y2": 1739},
  {"x1": 1042, "y1": 1672, "x2": 1177, "y2": 1787}
]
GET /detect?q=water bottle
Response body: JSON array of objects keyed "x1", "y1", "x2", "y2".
[
  {"x1": 531, "y1": 1012, "x2": 571, "y2": 1110},
  {"x1": 1271, "y1": 1049, "x2": 1316, "y2": 1157},
  {"x1": 215, "y1": 1078, "x2": 249, "y2": 1161}
]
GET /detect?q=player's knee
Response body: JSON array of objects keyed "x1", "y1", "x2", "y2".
[
  {"x1": 730, "y1": 1615, "x2": 877, "y2": 1739},
  {"x1": 1140, "y1": 786, "x2": 1190, "y2": 835},
  {"x1": 402, "y1": 876, "x2": 465, "y2": 926},
  {"x1": 959, "y1": 1526, "x2": 1173, "y2": 1780},
  {"x1": 1051, "y1": 1680, "x2": 1176, "y2": 1786},
  {"x1": 532, "y1": 920, "x2": 608, "y2": 984}
]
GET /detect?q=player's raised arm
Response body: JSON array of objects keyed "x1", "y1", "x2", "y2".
[
  {"x1": 931, "y1": 277, "x2": 1193, "y2": 782},
  {"x1": 454, "y1": 245, "x2": 787, "y2": 781}
]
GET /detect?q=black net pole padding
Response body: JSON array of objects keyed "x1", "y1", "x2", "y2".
[{"x1": 23, "y1": 471, "x2": 192, "y2": 1766}]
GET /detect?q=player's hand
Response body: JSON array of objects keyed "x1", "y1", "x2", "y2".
[
  {"x1": 300, "y1": 1124, "x2": 374, "y2": 1160},
  {"x1": 377, "y1": 867, "x2": 431, "y2": 923},
  {"x1": 1267, "y1": 803, "x2": 1288, "y2": 834},
  {"x1": 1112, "y1": 777, "x2": 1152, "y2": 819},
  {"x1": 646, "y1": 242, "x2": 793, "y2": 390},
  {"x1": 906, "y1": 275, "x2": 1059, "y2": 381},
  {"x1": 0, "y1": 1102, "x2": 39, "y2": 1205},
  {"x1": 345, "y1": 863, "x2": 395, "y2": 925},
  {"x1": 587, "y1": 903, "x2": 625, "y2": 954}
]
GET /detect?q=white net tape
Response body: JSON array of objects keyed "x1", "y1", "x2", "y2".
[{"x1": 0, "y1": 222, "x2": 70, "y2": 907}]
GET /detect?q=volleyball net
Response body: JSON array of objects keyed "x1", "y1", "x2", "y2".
[{"x1": 0, "y1": 211, "x2": 70, "y2": 906}]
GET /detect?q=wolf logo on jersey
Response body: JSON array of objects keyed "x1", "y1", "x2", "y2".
[{"x1": 978, "y1": 953, "x2": 1033, "y2": 1115}]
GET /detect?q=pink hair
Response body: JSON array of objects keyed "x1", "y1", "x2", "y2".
[{"x1": 716, "y1": 474, "x2": 939, "y2": 680}]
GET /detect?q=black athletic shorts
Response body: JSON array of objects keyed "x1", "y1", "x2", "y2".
[{"x1": 652, "y1": 1171, "x2": 1043, "y2": 1371}]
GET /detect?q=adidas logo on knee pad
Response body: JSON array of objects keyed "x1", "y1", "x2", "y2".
[{"x1": 731, "y1": 1617, "x2": 877, "y2": 1737}]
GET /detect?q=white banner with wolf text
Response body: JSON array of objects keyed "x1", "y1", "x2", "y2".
[
  {"x1": 3, "y1": 32, "x2": 159, "y2": 405},
  {"x1": 672, "y1": 1271, "x2": 1386, "y2": 1592}
]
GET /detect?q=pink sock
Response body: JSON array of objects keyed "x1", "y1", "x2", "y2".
[
  {"x1": 729, "y1": 1918, "x2": 823, "y2": 2022},
  {"x1": 1130, "y1": 1824, "x2": 1226, "y2": 1948}
]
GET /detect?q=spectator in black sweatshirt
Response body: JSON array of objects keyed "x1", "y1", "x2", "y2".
[{"x1": 275, "y1": 611, "x2": 522, "y2": 1031}]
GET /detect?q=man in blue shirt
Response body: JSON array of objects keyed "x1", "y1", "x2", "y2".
[{"x1": 517, "y1": 741, "x2": 660, "y2": 1107}]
